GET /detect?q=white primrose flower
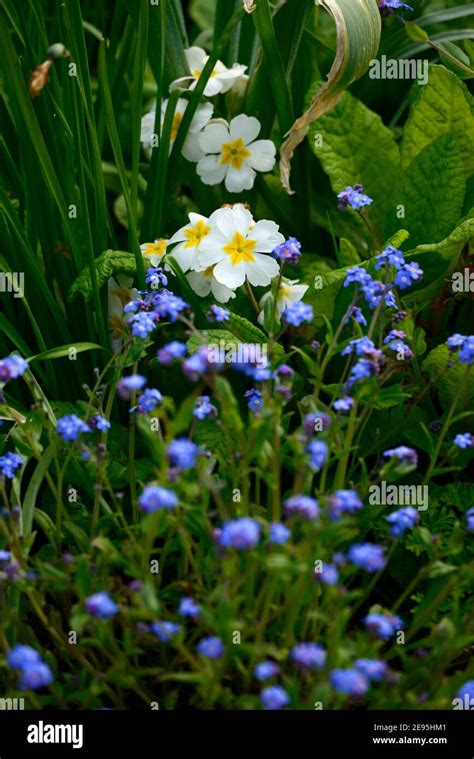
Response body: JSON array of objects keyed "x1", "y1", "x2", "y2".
[
  {"x1": 258, "y1": 278, "x2": 309, "y2": 325},
  {"x1": 108, "y1": 275, "x2": 139, "y2": 351},
  {"x1": 198, "y1": 204, "x2": 283, "y2": 289},
  {"x1": 196, "y1": 114, "x2": 276, "y2": 192},
  {"x1": 187, "y1": 267, "x2": 236, "y2": 304},
  {"x1": 140, "y1": 239, "x2": 169, "y2": 267},
  {"x1": 140, "y1": 98, "x2": 213, "y2": 161},
  {"x1": 170, "y1": 46, "x2": 247, "y2": 98},
  {"x1": 167, "y1": 213, "x2": 212, "y2": 273}
]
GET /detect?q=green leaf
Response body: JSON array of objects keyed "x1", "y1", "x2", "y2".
[
  {"x1": 371, "y1": 384, "x2": 416, "y2": 410},
  {"x1": 194, "y1": 418, "x2": 238, "y2": 460},
  {"x1": 68, "y1": 250, "x2": 137, "y2": 301},
  {"x1": 226, "y1": 313, "x2": 268, "y2": 344},
  {"x1": 382, "y1": 229, "x2": 410, "y2": 250},
  {"x1": 401, "y1": 65, "x2": 474, "y2": 179},
  {"x1": 29, "y1": 343, "x2": 103, "y2": 362},
  {"x1": 280, "y1": 0, "x2": 382, "y2": 191},
  {"x1": 251, "y1": 0, "x2": 294, "y2": 135},
  {"x1": 305, "y1": 266, "x2": 348, "y2": 327},
  {"x1": 401, "y1": 214, "x2": 474, "y2": 306},
  {"x1": 338, "y1": 238, "x2": 360, "y2": 267},
  {"x1": 438, "y1": 41, "x2": 474, "y2": 79},
  {"x1": 386, "y1": 134, "x2": 466, "y2": 248},
  {"x1": 423, "y1": 345, "x2": 474, "y2": 412},
  {"x1": 308, "y1": 90, "x2": 400, "y2": 239},
  {"x1": 404, "y1": 22, "x2": 429, "y2": 44},
  {"x1": 187, "y1": 329, "x2": 236, "y2": 355},
  {"x1": 22, "y1": 449, "x2": 54, "y2": 535}
]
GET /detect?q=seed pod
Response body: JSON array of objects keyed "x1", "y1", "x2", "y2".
[
  {"x1": 46, "y1": 42, "x2": 69, "y2": 60},
  {"x1": 28, "y1": 59, "x2": 53, "y2": 98}
]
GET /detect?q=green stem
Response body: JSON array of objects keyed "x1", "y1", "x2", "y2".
[
  {"x1": 252, "y1": 0, "x2": 294, "y2": 135},
  {"x1": 423, "y1": 364, "x2": 471, "y2": 485}
]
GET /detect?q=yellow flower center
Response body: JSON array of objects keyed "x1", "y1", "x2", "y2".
[
  {"x1": 220, "y1": 138, "x2": 251, "y2": 170},
  {"x1": 223, "y1": 232, "x2": 256, "y2": 265},
  {"x1": 203, "y1": 266, "x2": 214, "y2": 278},
  {"x1": 142, "y1": 239, "x2": 167, "y2": 260},
  {"x1": 279, "y1": 287, "x2": 291, "y2": 300},
  {"x1": 170, "y1": 112, "x2": 183, "y2": 142},
  {"x1": 184, "y1": 220, "x2": 211, "y2": 249},
  {"x1": 109, "y1": 314, "x2": 125, "y2": 338},
  {"x1": 193, "y1": 69, "x2": 216, "y2": 80}
]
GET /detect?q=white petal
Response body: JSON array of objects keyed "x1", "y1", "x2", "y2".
[
  {"x1": 250, "y1": 220, "x2": 284, "y2": 252},
  {"x1": 287, "y1": 284, "x2": 309, "y2": 302},
  {"x1": 171, "y1": 243, "x2": 198, "y2": 273},
  {"x1": 230, "y1": 73, "x2": 249, "y2": 97},
  {"x1": 210, "y1": 278, "x2": 237, "y2": 303},
  {"x1": 174, "y1": 98, "x2": 188, "y2": 117},
  {"x1": 202, "y1": 78, "x2": 225, "y2": 96},
  {"x1": 246, "y1": 139, "x2": 276, "y2": 172},
  {"x1": 140, "y1": 111, "x2": 157, "y2": 144},
  {"x1": 199, "y1": 122, "x2": 230, "y2": 153},
  {"x1": 213, "y1": 257, "x2": 246, "y2": 288},
  {"x1": 189, "y1": 102, "x2": 214, "y2": 133},
  {"x1": 185, "y1": 47, "x2": 207, "y2": 74},
  {"x1": 229, "y1": 114, "x2": 261, "y2": 145},
  {"x1": 197, "y1": 239, "x2": 227, "y2": 267},
  {"x1": 146, "y1": 254, "x2": 164, "y2": 267},
  {"x1": 212, "y1": 66, "x2": 248, "y2": 94},
  {"x1": 245, "y1": 253, "x2": 280, "y2": 287},
  {"x1": 189, "y1": 212, "x2": 209, "y2": 226},
  {"x1": 207, "y1": 206, "x2": 250, "y2": 240},
  {"x1": 231, "y1": 204, "x2": 254, "y2": 234},
  {"x1": 169, "y1": 76, "x2": 195, "y2": 92},
  {"x1": 276, "y1": 299, "x2": 286, "y2": 317},
  {"x1": 168, "y1": 226, "x2": 187, "y2": 245},
  {"x1": 224, "y1": 163, "x2": 256, "y2": 193},
  {"x1": 187, "y1": 271, "x2": 211, "y2": 297},
  {"x1": 196, "y1": 155, "x2": 227, "y2": 186},
  {"x1": 258, "y1": 290, "x2": 272, "y2": 310},
  {"x1": 182, "y1": 132, "x2": 205, "y2": 162}
]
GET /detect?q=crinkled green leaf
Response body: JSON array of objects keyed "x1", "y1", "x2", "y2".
[
  {"x1": 338, "y1": 237, "x2": 360, "y2": 267},
  {"x1": 423, "y1": 345, "x2": 474, "y2": 412},
  {"x1": 386, "y1": 134, "x2": 466, "y2": 247},
  {"x1": 309, "y1": 90, "x2": 400, "y2": 238},
  {"x1": 371, "y1": 384, "x2": 416, "y2": 410},
  {"x1": 68, "y1": 250, "x2": 137, "y2": 301},
  {"x1": 401, "y1": 65, "x2": 474, "y2": 178},
  {"x1": 402, "y1": 214, "x2": 474, "y2": 306},
  {"x1": 226, "y1": 312, "x2": 268, "y2": 344}
]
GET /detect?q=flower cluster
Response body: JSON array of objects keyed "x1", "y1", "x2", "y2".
[
  {"x1": 447, "y1": 334, "x2": 474, "y2": 365},
  {"x1": 0, "y1": 354, "x2": 29, "y2": 383},
  {"x1": 141, "y1": 48, "x2": 275, "y2": 192},
  {"x1": 0, "y1": 452, "x2": 23, "y2": 479},
  {"x1": 7, "y1": 645, "x2": 53, "y2": 690},
  {"x1": 337, "y1": 184, "x2": 373, "y2": 211}
]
